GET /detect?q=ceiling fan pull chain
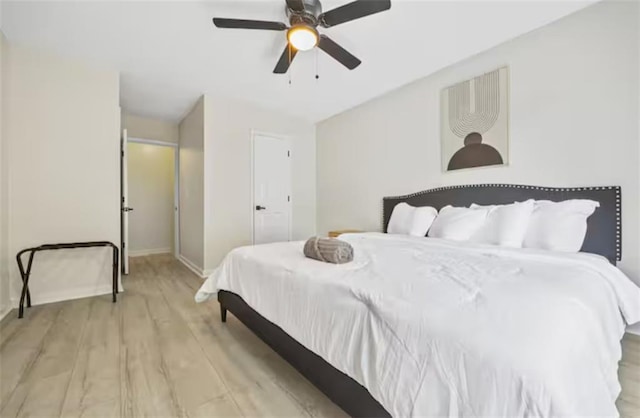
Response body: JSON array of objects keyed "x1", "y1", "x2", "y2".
[{"x1": 315, "y1": 48, "x2": 320, "y2": 80}]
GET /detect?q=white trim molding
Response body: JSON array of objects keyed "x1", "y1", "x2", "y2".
[
  {"x1": 628, "y1": 323, "x2": 640, "y2": 336},
  {"x1": 178, "y1": 254, "x2": 211, "y2": 279},
  {"x1": 128, "y1": 137, "x2": 178, "y2": 148},
  {"x1": 129, "y1": 248, "x2": 172, "y2": 257},
  {"x1": 10, "y1": 285, "x2": 116, "y2": 308}
]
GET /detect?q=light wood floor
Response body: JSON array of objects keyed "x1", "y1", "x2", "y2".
[
  {"x1": 0, "y1": 254, "x2": 638, "y2": 418},
  {"x1": 0, "y1": 255, "x2": 347, "y2": 418}
]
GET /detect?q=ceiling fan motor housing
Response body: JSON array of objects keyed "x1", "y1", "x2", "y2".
[{"x1": 286, "y1": 0, "x2": 323, "y2": 26}]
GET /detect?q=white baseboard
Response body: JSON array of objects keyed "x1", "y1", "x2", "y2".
[
  {"x1": 178, "y1": 255, "x2": 211, "y2": 279},
  {"x1": 627, "y1": 323, "x2": 640, "y2": 336},
  {"x1": 129, "y1": 248, "x2": 171, "y2": 257},
  {"x1": 10, "y1": 285, "x2": 116, "y2": 307}
]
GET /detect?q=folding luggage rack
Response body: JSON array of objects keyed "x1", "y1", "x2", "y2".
[{"x1": 16, "y1": 241, "x2": 119, "y2": 318}]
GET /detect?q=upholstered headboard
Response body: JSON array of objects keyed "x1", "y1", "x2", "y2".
[{"x1": 382, "y1": 184, "x2": 621, "y2": 264}]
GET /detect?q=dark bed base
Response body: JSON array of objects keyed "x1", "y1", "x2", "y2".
[{"x1": 218, "y1": 290, "x2": 391, "y2": 418}]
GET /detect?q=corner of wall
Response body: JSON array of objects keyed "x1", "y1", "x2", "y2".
[
  {"x1": 0, "y1": 30, "x2": 15, "y2": 316},
  {"x1": 178, "y1": 94, "x2": 207, "y2": 273}
]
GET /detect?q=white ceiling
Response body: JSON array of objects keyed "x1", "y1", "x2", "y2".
[{"x1": 1, "y1": 0, "x2": 595, "y2": 123}]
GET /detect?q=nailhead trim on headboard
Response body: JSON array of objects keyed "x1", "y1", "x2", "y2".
[
  {"x1": 615, "y1": 187, "x2": 621, "y2": 261},
  {"x1": 382, "y1": 184, "x2": 622, "y2": 261}
]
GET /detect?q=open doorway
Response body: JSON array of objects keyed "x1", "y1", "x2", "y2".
[{"x1": 121, "y1": 131, "x2": 179, "y2": 274}]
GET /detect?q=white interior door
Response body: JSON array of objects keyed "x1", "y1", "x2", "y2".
[
  {"x1": 253, "y1": 134, "x2": 291, "y2": 245},
  {"x1": 121, "y1": 129, "x2": 131, "y2": 274}
]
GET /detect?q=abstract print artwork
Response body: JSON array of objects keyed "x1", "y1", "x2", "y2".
[{"x1": 441, "y1": 67, "x2": 509, "y2": 171}]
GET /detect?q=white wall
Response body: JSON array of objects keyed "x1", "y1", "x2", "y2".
[
  {"x1": 5, "y1": 42, "x2": 120, "y2": 305},
  {"x1": 203, "y1": 95, "x2": 316, "y2": 271},
  {"x1": 0, "y1": 30, "x2": 10, "y2": 319},
  {"x1": 127, "y1": 142, "x2": 174, "y2": 256},
  {"x1": 178, "y1": 97, "x2": 205, "y2": 273},
  {"x1": 317, "y1": 1, "x2": 640, "y2": 285},
  {"x1": 122, "y1": 112, "x2": 179, "y2": 144}
]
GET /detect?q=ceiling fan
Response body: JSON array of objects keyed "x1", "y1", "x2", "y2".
[{"x1": 212, "y1": 0, "x2": 391, "y2": 74}]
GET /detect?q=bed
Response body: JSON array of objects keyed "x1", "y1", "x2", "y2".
[{"x1": 196, "y1": 184, "x2": 640, "y2": 417}]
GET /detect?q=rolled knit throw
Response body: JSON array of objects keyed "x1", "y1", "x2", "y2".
[{"x1": 303, "y1": 237, "x2": 354, "y2": 264}]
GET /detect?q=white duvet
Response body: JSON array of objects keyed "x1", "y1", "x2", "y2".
[{"x1": 196, "y1": 233, "x2": 640, "y2": 417}]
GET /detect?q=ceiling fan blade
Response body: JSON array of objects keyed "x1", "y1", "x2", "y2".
[
  {"x1": 273, "y1": 44, "x2": 298, "y2": 74},
  {"x1": 212, "y1": 18, "x2": 287, "y2": 31},
  {"x1": 286, "y1": 0, "x2": 305, "y2": 12},
  {"x1": 317, "y1": 35, "x2": 361, "y2": 70},
  {"x1": 319, "y1": 0, "x2": 391, "y2": 28}
]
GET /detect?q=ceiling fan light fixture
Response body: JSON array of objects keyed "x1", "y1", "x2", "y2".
[
  {"x1": 212, "y1": 0, "x2": 393, "y2": 73},
  {"x1": 287, "y1": 25, "x2": 318, "y2": 51}
]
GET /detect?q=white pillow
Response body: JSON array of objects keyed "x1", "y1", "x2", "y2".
[
  {"x1": 388, "y1": 202, "x2": 414, "y2": 235},
  {"x1": 409, "y1": 206, "x2": 438, "y2": 237},
  {"x1": 523, "y1": 199, "x2": 600, "y2": 252},
  {"x1": 428, "y1": 205, "x2": 489, "y2": 241},
  {"x1": 388, "y1": 202, "x2": 438, "y2": 237},
  {"x1": 469, "y1": 200, "x2": 535, "y2": 247}
]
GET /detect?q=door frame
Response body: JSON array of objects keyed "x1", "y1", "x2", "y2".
[
  {"x1": 123, "y1": 136, "x2": 181, "y2": 259},
  {"x1": 120, "y1": 129, "x2": 128, "y2": 274},
  {"x1": 250, "y1": 130, "x2": 293, "y2": 245}
]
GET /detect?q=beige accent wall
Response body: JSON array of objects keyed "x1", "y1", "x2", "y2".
[
  {"x1": 178, "y1": 97, "x2": 205, "y2": 273},
  {"x1": 317, "y1": 1, "x2": 640, "y2": 284},
  {"x1": 203, "y1": 95, "x2": 316, "y2": 271},
  {"x1": 5, "y1": 42, "x2": 120, "y2": 305},
  {"x1": 127, "y1": 142, "x2": 175, "y2": 256},
  {"x1": 0, "y1": 30, "x2": 10, "y2": 319},
  {"x1": 122, "y1": 112, "x2": 179, "y2": 144}
]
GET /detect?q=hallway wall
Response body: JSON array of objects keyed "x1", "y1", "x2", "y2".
[{"x1": 127, "y1": 142, "x2": 175, "y2": 256}]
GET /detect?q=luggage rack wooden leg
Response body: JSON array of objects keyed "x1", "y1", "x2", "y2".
[{"x1": 17, "y1": 251, "x2": 34, "y2": 319}]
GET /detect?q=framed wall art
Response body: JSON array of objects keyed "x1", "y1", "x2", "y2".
[{"x1": 441, "y1": 66, "x2": 509, "y2": 172}]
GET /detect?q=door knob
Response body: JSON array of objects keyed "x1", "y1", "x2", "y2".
[
  {"x1": 255, "y1": 205, "x2": 266, "y2": 211},
  {"x1": 123, "y1": 207, "x2": 134, "y2": 212}
]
